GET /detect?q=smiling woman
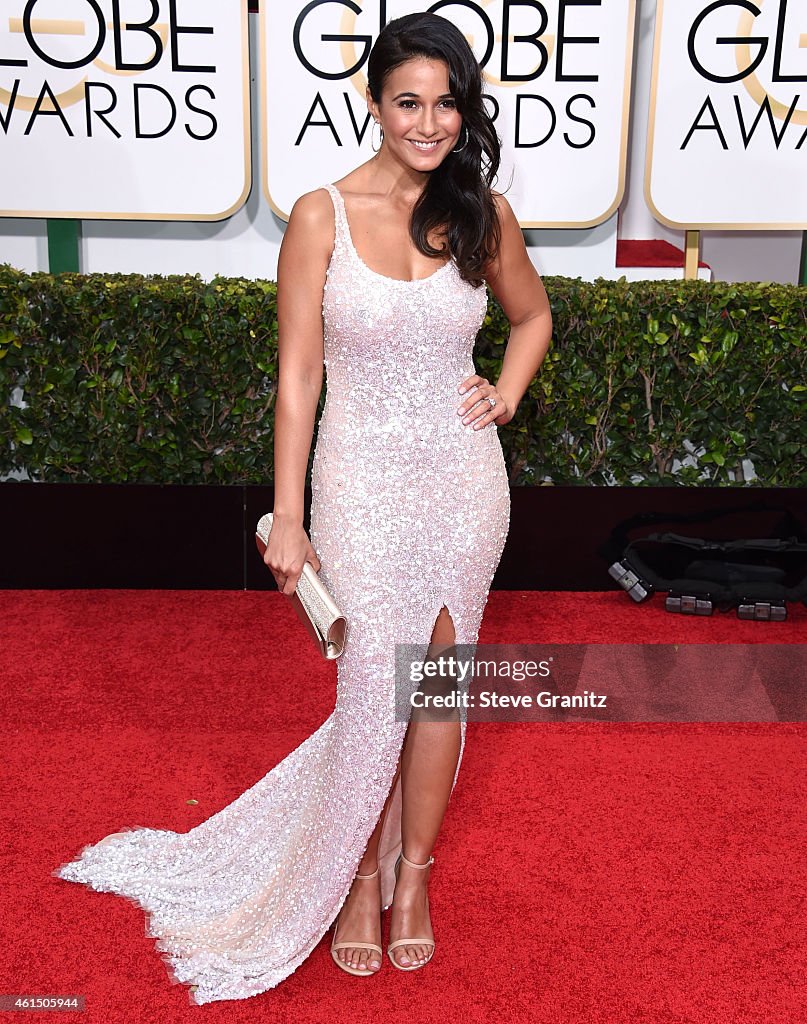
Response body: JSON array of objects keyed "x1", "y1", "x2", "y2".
[
  {"x1": 54, "y1": 10, "x2": 553, "y2": 1006},
  {"x1": 364, "y1": 15, "x2": 502, "y2": 286}
]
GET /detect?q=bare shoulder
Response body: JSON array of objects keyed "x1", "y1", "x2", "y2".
[
  {"x1": 283, "y1": 187, "x2": 335, "y2": 260},
  {"x1": 288, "y1": 187, "x2": 334, "y2": 231},
  {"x1": 484, "y1": 190, "x2": 522, "y2": 273},
  {"x1": 490, "y1": 189, "x2": 518, "y2": 228}
]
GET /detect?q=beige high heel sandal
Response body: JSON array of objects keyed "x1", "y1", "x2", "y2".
[
  {"x1": 386, "y1": 851, "x2": 436, "y2": 971},
  {"x1": 330, "y1": 864, "x2": 384, "y2": 977}
]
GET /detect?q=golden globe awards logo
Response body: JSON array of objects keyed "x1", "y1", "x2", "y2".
[
  {"x1": 0, "y1": 2, "x2": 217, "y2": 139},
  {"x1": 0, "y1": 0, "x2": 250, "y2": 219},
  {"x1": 681, "y1": 0, "x2": 807, "y2": 150},
  {"x1": 263, "y1": 0, "x2": 638, "y2": 226},
  {"x1": 291, "y1": 0, "x2": 605, "y2": 151},
  {"x1": 647, "y1": 0, "x2": 807, "y2": 228}
]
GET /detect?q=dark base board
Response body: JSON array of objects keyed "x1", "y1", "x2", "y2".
[{"x1": 1, "y1": 483, "x2": 805, "y2": 590}]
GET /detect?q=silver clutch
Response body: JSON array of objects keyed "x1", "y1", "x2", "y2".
[{"x1": 255, "y1": 512, "x2": 347, "y2": 660}]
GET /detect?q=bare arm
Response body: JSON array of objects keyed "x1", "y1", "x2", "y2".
[
  {"x1": 272, "y1": 189, "x2": 332, "y2": 523},
  {"x1": 485, "y1": 193, "x2": 553, "y2": 418},
  {"x1": 458, "y1": 193, "x2": 553, "y2": 428},
  {"x1": 266, "y1": 189, "x2": 332, "y2": 594}
]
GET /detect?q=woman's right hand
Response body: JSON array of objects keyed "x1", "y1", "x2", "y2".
[{"x1": 264, "y1": 513, "x2": 322, "y2": 596}]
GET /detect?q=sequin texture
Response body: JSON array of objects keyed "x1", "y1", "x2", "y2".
[{"x1": 52, "y1": 182, "x2": 511, "y2": 1005}]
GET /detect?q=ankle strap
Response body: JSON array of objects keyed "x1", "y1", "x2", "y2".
[
  {"x1": 400, "y1": 851, "x2": 434, "y2": 870},
  {"x1": 354, "y1": 864, "x2": 379, "y2": 879}
]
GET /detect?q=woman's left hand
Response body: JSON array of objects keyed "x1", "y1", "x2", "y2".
[{"x1": 457, "y1": 374, "x2": 515, "y2": 429}]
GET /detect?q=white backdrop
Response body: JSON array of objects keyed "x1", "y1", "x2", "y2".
[
  {"x1": 0, "y1": 1, "x2": 803, "y2": 283},
  {"x1": 647, "y1": 0, "x2": 807, "y2": 228},
  {"x1": 263, "y1": 0, "x2": 637, "y2": 227},
  {"x1": 0, "y1": 0, "x2": 250, "y2": 219}
]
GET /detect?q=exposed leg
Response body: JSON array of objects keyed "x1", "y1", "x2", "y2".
[
  {"x1": 332, "y1": 758, "x2": 402, "y2": 973},
  {"x1": 388, "y1": 604, "x2": 461, "y2": 968}
]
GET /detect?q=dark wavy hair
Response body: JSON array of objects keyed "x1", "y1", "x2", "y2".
[{"x1": 367, "y1": 13, "x2": 501, "y2": 287}]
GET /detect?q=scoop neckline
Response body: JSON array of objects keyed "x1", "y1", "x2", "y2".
[{"x1": 328, "y1": 184, "x2": 453, "y2": 286}]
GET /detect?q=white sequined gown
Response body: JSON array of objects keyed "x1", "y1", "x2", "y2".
[{"x1": 54, "y1": 183, "x2": 511, "y2": 1005}]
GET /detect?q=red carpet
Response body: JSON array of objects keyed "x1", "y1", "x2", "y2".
[
  {"x1": 616, "y1": 238, "x2": 710, "y2": 269},
  {"x1": 2, "y1": 590, "x2": 805, "y2": 1023}
]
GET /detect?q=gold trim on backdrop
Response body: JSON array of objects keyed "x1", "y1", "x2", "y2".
[
  {"x1": 260, "y1": 0, "x2": 289, "y2": 222},
  {"x1": 0, "y1": 8, "x2": 252, "y2": 221},
  {"x1": 263, "y1": 1, "x2": 638, "y2": 227},
  {"x1": 519, "y1": 0, "x2": 637, "y2": 229},
  {"x1": 684, "y1": 229, "x2": 700, "y2": 280},
  {"x1": 645, "y1": 0, "x2": 807, "y2": 231}
]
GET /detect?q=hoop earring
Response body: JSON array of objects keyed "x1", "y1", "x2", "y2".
[
  {"x1": 371, "y1": 120, "x2": 383, "y2": 152},
  {"x1": 452, "y1": 124, "x2": 469, "y2": 153}
]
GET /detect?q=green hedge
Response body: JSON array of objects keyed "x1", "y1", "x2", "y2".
[{"x1": 1, "y1": 264, "x2": 805, "y2": 486}]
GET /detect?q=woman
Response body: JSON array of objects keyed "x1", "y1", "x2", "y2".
[
  {"x1": 54, "y1": 12, "x2": 552, "y2": 1004},
  {"x1": 268, "y1": 10, "x2": 551, "y2": 979}
]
